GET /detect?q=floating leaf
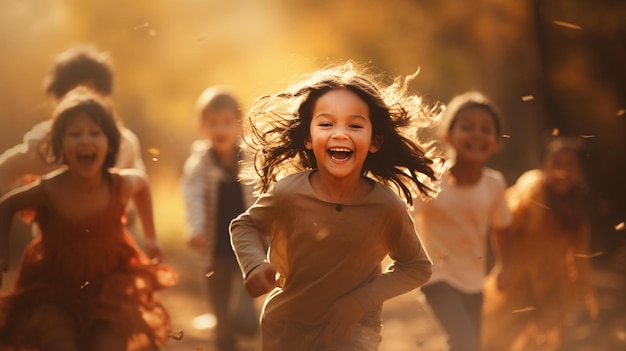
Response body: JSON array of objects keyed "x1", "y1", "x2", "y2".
[
  {"x1": 553, "y1": 20, "x2": 582, "y2": 30},
  {"x1": 169, "y1": 329, "x2": 184, "y2": 341},
  {"x1": 133, "y1": 22, "x2": 149, "y2": 31},
  {"x1": 512, "y1": 306, "x2": 535, "y2": 313},
  {"x1": 147, "y1": 147, "x2": 160, "y2": 156},
  {"x1": 575, "y1": 251, "x2": 605, "y2": 258}
]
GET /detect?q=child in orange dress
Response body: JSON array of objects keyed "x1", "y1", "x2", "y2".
[
  {"x1": 482, "y1": 137, "x2": 598, "y2": 351},
  {"x1": 0, "y1": 87, "x2": 177, "y2": 351}
]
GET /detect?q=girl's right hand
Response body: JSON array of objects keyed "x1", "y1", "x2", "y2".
[{"x1": 244, "y1": 263, "x2": 277, "y2": 297}]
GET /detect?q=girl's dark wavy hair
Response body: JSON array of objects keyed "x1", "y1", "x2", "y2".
[
  {"x1": 45, "y1": 87, "x2": 121, "y2": 172},
  {"x1": 42, "y1": 44, "x2": 114, "y2": 99},
  {"x1": 241, "y1": 62, "x2": 442, "y2": 205}
]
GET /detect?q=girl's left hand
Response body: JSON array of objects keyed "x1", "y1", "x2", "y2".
[
  {"x1": 144, "y1": 239, "x2": 164, "y2": 263},
  {"x1": 321, "y1": 294, "x2": 364, "y2": 346}
]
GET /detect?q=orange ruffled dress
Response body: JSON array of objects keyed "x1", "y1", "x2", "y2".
[
  {"x1": 482, "y1": 170, "x2": 596, "y2": 351},
  {"x1": 0, "y1": 174, "x2": 177, "y2": 350}
]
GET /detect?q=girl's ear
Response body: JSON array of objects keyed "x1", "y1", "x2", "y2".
[
  {"x1": 304, "y1": 135, "x2": 313, "y2": 150},
  {"x1": 369, "y1": 135, "x2": 383, "y2": 153}
]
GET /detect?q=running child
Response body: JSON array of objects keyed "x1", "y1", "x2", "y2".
[
  {"x1": 0, "y1": 87, "x2": 176, "y2": 351},
  {"x1": 230, "y1": 62, "x2": 438, "y2": 351}
]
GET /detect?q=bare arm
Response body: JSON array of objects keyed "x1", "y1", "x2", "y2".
[
  {"x1": 0, "y1": 182, "x2": 43, "y2": 282},
  {"x1": 120, "y1": 169, "x2": 161, "y2": 262}
]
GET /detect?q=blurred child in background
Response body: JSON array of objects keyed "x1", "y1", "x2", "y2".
[
  {"x1": 0, "y1": 44, "x2": 145, "y2": 196},
  {"x1": 181, "y1": 87, "x2": 259, "y2": 351},
  {"x1": 0, "y1": 87, "x2": 176, "y2": 351},
  {"x1": 482, "y1": 136, "x2": 597, "y2": 351},
  {"x1": 411, "y1": 91, "x2": 512, "y2": 351}
]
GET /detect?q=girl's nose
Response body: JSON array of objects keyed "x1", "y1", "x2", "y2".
[{"x1": 332, "y1": 126, "x2": 349, "y2": 138}]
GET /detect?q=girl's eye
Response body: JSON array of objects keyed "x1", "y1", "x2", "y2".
[
  {"x1": 319, "y1": 122, "x2": 332, "y2": 127},
  {"x1": 349, "y1": 124, "x2": 364, "y2": 129}
]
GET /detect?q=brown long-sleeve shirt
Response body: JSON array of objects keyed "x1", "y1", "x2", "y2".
[{"x1": 230, "y1": 170, "x2": 432, "y2": 350}]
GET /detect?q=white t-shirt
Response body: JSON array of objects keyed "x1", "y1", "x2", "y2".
[{"x1": 412, "y1": 167, "x2": 511, "y2": 293}]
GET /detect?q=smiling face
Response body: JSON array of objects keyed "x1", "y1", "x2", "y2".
[
  {"x1": 445, "y1": 106, "x2": 499, "y2": 166},
  {"x1": 199, "y1": 107, "x2": 241, "y2": 157},
  {"x1": 304, "y1": 88, "x2": 380, "y2": 180},
  {"x1": 61, "y1": 112, "x2": 110, "y2": 177},
  {"x1": 544, "y1": 148, "x2": 582, "y2": 196}
]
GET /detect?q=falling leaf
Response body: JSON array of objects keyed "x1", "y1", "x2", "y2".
[
  {"x1": 615, "y1": 222, "x2": 625, "y2": 231},
  {"x1": 530, "y1": 200, "x2": 550, "y2": 210},
  {"x1": 553, "y1": 20, "x2": 582, "y2": 30},
  {"x1": 512, "y1": 306, "x2": 536, "y2": 313},
  {"x1": 575, "y1": 251, "x2": 605, "y2": 258},
  {"x1": 205, "y1": 271, "x2": 214, "y2": 278},
  {"x1": 133, "y1": 22, "x2": 149, "y2": 31},
  {"x1": 169, "y1": 329, "x2": 184, "y2": 341},
  {"x1": 152, "y1": 157, "x2": 159, "y2": 162},
  {"x1": 147, "y1": 147, "x2": 160, "y2": 156},
  {"x1": 579, "y1": 135, "x2": 596, "y2": 139},
  {"x1": 502, "y1": 134, "x2": 511, "y2": 139},
  {"x1": 521, "y1": 95, "x2": 534, "y2": 102},
  {"x1": 617, "y1": 109, "x2": 625, "y2": 117},
  {"x1": 81, "y1": 281, "x2": 90, "y2": 289},
  {"x1": 551, "y1": 128, "x2": 559, "y2": 136}
]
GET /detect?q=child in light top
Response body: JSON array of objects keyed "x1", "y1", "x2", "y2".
[
  {"x1": 0, "y1": 87, "x2": 176, "y2": 351},
  {"x1": 230, "y1": 62, "x2": 438, "y2": 351},
  {"x1": 411, "y1": 91, "x2": 512, "y2": 351},
  {"x1": 0, "y1": 44, "x2": 145, "y2": 196}
]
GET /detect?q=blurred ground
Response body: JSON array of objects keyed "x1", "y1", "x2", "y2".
[
  {"x1": 157, "y1": 249, "x2": 626, "y2": 351},
  {"x1": 158, "y1": 251, "x2": 448, "y2": 351},
  {"x1": 1, "y1": 226, "x2": 624, "y2": 350}
]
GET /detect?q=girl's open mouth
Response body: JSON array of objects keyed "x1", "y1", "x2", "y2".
[
  {"x1": 77, "y1": 153, "x2": 97, "y2": 164},
  {"x1": 328, "y1": 147, "x2": 353, "y2": 161}
]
